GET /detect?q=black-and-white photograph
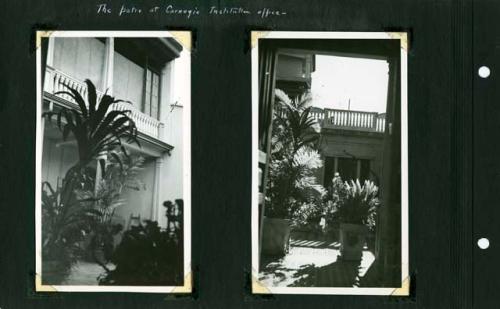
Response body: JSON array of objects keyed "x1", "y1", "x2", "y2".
[
  {"x1": 252, "y1": 32, "x2": 408, "y2": 295},
  {"x1": 35, "y1": 31, "x2": 191, "y2": 292}
]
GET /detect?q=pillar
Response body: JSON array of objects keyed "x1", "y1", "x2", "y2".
[{"x1": 151, "y1": 157, "x2": 163, "y2": 222}]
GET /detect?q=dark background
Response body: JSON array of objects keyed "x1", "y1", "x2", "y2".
[{"x1": 0, "y1": 0, "x2": 490, "y2": 308}]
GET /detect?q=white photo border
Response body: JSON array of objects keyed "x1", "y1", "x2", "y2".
[
  {"x1": 35, "y1": 30, "x2": 192, "y2": 293},
  {"x1": 251, "y1": 31, "x2": 409, "y2": 296}
]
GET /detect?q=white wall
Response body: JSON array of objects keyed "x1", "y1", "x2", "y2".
[
  {"x1": 41, "y1": 139, "x2": 79, "y2": 188},
  {"x1": 156, "y1": 49, "x2": 190, "y2": 227},
  {"x1": 115, "y1": 158, "x2": 156, "y2": 227},
  {"x1": 52, "y1": 38, "x2": 106, "y2": 90}
]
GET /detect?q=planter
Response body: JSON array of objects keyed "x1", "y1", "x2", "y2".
[
  {"x1": 339, "y1": 223, "x2": 368, "y2": 261},
  {"x1": 261, "y1": 217, "x2": 291, "y2": 256}
]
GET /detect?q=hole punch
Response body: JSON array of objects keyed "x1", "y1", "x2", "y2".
[
  {"x1": 478, "y1": 66, "x2": 491, "y2": 78},
  {"x1": 477, "y1": 238, "x2": 490, "y2": 249}
]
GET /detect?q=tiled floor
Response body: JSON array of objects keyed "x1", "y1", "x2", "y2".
[{"x1": 259, "y1": 238, "x2": 376, "y2": 287}]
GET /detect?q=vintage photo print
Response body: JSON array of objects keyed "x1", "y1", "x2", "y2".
[
  {"x1": 251, "y1": 32, "x2": 408, "y2": 295},
  {"x1": 35, "y1": 31, "x2": 191, "y2": 293}
]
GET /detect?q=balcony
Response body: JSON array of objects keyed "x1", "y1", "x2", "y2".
[
  {"x1": 43, "y1": 67, "x2": 164, "y2": 141},
  {"x1": 309, "y1": 108, "x2": 385, "y2": 133}
]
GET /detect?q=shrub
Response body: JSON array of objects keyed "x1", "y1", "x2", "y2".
[
  {"x1": 98, "y1": 200, "x2": 184, "y2": 286},
  {"x1": 336, "y1": 179, "x2": 380, "y2": 230}
]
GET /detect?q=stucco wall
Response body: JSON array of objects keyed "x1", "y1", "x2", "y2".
[
  {"x1": 41, "y1": 138, "x2": 79, "y2": 188},
  {"x1": 155, "y1": 49, "x2": 190, "y2": 228},
  {"x1": 317, "y1": 131, "x2": 385, "y2": 185},
  {"x1": 115, "y1": 158, "x2": 156, "y2": 227}
]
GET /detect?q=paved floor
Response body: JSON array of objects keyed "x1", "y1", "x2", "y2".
[{"x1": 259, "y1": 238, "x2": 376, "y2": 287}]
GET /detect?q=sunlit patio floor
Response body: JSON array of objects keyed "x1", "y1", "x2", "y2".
[{"x1": 259, "y1": 237, "x2": 376, "y2": 287}]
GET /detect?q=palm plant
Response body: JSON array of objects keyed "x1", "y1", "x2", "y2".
[
  {"x1": 272, "y1": 89, "x2": 320, "y2": 156},
  {"x1": 265, "y1": 90, "x2": 325, "y2": 219},
  {"x1": 74, "y1": 154, "x2": 146, "y2": 270},
  {"x1": 41, "y1": 80, "x2": 141, "y2": 281},
  {"x1": 43, "y1": 79, "x2": 140, "y2": 177}
]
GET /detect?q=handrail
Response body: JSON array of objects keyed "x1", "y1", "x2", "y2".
[{"x1": 44, "y1": 67, "x2": 164, "y2": 140}]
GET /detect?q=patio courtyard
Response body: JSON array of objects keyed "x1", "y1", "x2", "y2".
[{"x1": 259, "y1": 234, "x2": 376, "y2": 288}]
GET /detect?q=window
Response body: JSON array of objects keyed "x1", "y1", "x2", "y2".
[
  {"x1": 144, "y1": 68, "x2": 160, "y2": 119},
  {"x1": 323, "y1": 156, "x2": 371, "y2": 185},
  {"x1": 113, "y1": 39, "x2": 163, "y2": 120}
]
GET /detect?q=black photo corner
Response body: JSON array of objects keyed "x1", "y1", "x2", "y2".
[{"x1": 0, "y1": 0, "x2": 497, "y2": 308}]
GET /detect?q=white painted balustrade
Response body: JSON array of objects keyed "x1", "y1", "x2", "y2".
[
  {"x1": 274, "y1": 105, "x2": 385, "y2": 133},
  {"x1": 44, "y1": 67, "x2": 163, "y2": 140}
]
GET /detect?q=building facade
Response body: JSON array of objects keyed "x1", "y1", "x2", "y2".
[
  {"x1": 274, "y1": 53, "x2": 386, "y2": 187},
  {"x1": 41, "y1": 36, "x2": 189, "y2": 228}
]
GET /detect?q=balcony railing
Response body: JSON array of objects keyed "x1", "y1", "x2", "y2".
[
  {"x1": 277, "y1": 106, "x2": 386, "y2": 133},
  {"x1": 44, "y1": 67, "x2": 164, "y2": 140},
  {"x1": 315, "y1": 108, "x2": 385, "y2": 133}
]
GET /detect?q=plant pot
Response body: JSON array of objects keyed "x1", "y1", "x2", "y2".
[
  {"x1": 261, "y1": 217, "x2": 291, "y2": 256},
  {"x1": 339, "y1": 223, "x2": 368, "y2": 261}
]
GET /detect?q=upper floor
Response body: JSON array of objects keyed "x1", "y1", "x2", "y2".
[
  {"x1": 310, "y1": 107, "x2": 386, "y2": 134},
  {"x1": 275, "y1": 52, "x2": 315, "y2": 98},
  {"x1": 43, "y1": 36, "x2": 186, "y2": 149}
]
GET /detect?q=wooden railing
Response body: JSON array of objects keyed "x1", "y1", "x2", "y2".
[
  {"x1": 44, "y1": 67, "x2": 164, "y2": 140},
  {"x1": 278, "y1": 106, "x2": 385, "y2": 133}
]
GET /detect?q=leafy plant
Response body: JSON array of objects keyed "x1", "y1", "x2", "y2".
[
  {"x1": 74, "y1": 154, "x2": 146, "y2": 270},
  {"x1": 322, "y1": 173, "x2": 348, "y2": 230},
  {"x1": 43, "y1": 79, "x2": 140, "y2": 176},
  {"x1": 41, "y1": 79, "x2": 141, "y2": 281},
  {"x1": 41, "y1": 178, "x2": 101, "y2": 279},
  {"x1": 265, "y1": 90, "x2": 325, "y2": 219},
  {"x1": 335, "y1": 179, "x2": 380, "y2": 229},
  {"x1": 291, "y1": 199, "x2": 324, "y2": 231}
]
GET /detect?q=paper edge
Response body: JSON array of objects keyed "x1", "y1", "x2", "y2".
[
  {"x1": 170, "y1": 31, "x2": 192, "y2": 51},
  {"x1": 35, "y1": 31, "x2": 54, "y2": 49},
  {"x1": 251, "y1": 31, "x2": 270, "y2": 49},
  {"x1": 387, "y1": 32, "x2": 408, "y2": 51},
  {"x1": 390, "y1": 276, "x2": 410, "y2": 296},
  {"x1": 251, "y1": 274, "x2": 271, "y2": 294},
  {"x1": 35, "y1": 274, "x2": 58, "y2": 292},
  {"x1": 171, "y1": 272, "x2": 192, "y2": 293}
]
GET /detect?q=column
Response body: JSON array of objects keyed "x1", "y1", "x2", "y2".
[
  {"x1": 43, "y1": 37, "x2": 56, "y2": 93},
  {"x1": 94, "y1": 152, "x2": 107, "y2": 194},
  {"x1": 104, "y1": 38, "x2": 114, "y2": 95},
  {"x1": 46, "y1": 37, "x2": 55, "y2": 67},
  {"x1": 151, "y1": 157, "x2": 163, "y2": 222}
]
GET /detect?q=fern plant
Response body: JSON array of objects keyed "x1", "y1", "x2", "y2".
[{"x1": 335, "y1": 179, "x2": 380, "y2": 229}]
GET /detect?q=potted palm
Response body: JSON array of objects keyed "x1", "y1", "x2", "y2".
[
  {"x1": 262, "y1": 90, "x2": 325, "y2": 256},
  {"x1": 336, "y1": 179, "x2": 380, "y2": 261}
]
